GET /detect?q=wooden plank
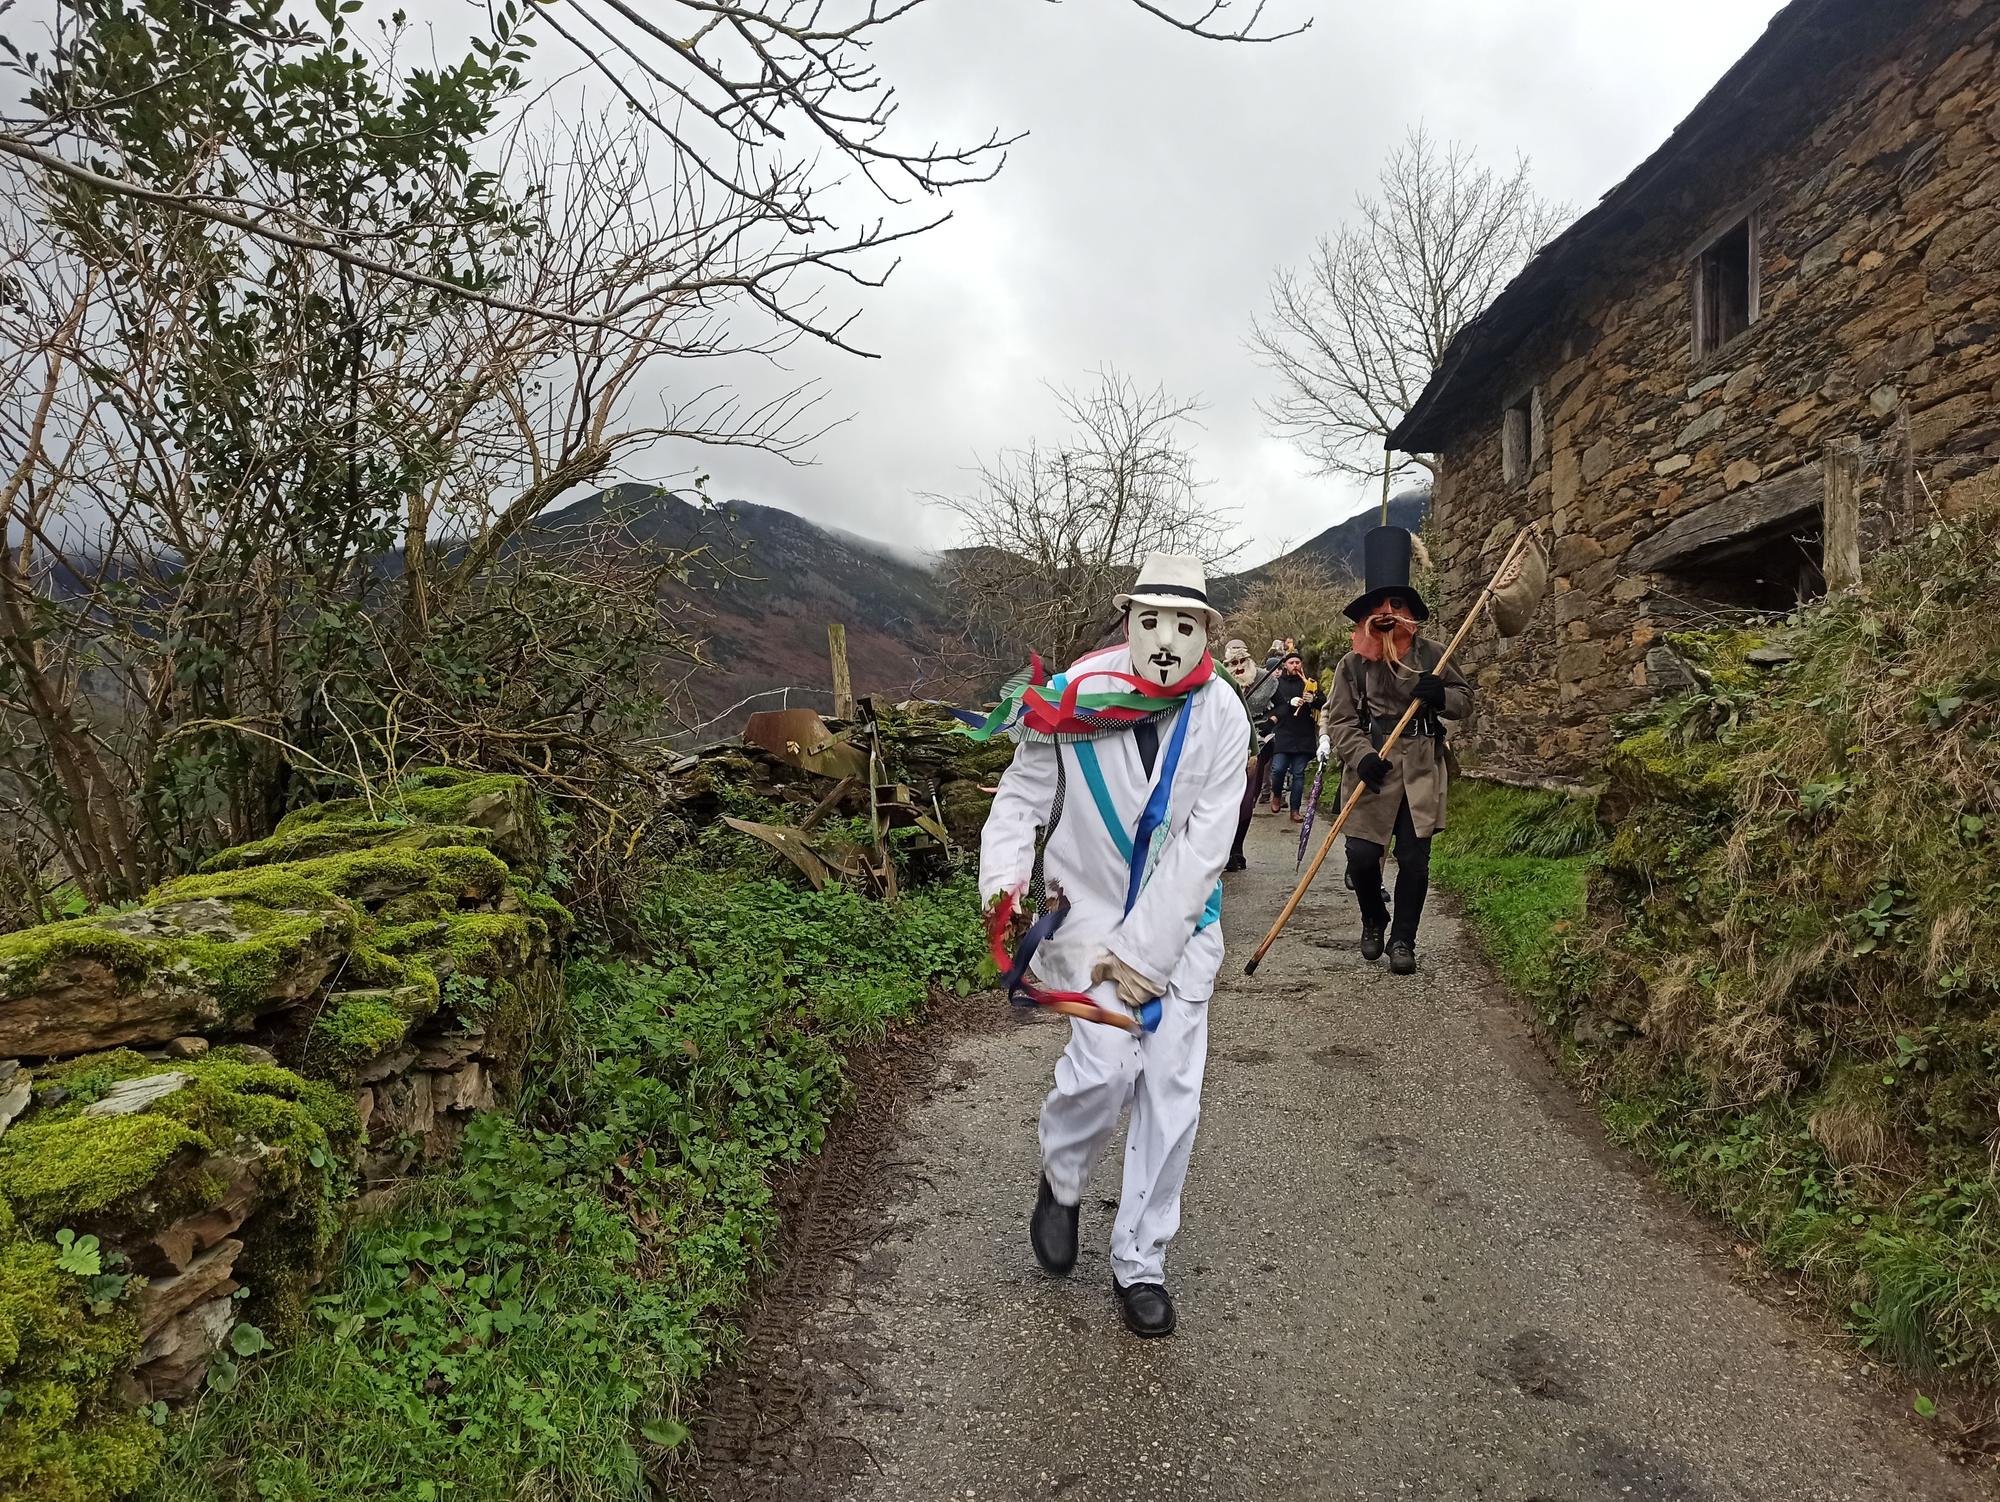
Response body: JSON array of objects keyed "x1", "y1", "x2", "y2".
[
  {"x1": 827, "y1": 623, "x2": 856, "y2": 721},
  {"x1": 1626, "y1": 461, "x2": 1822, "y2": 574},
  {"x1": 1823, "y1": 437, "x2": 1863, "y2": 592}
]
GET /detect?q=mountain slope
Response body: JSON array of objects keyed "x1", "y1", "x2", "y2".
[{"x1": 540, "y1": 484, "x2": 962, "y2": 721}]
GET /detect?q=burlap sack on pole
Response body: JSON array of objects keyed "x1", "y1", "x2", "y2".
[{"x1": 1489, "y1": 529, "x2": 1549, "y2": 638}]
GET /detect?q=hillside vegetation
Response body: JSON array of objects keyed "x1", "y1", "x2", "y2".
[{"x1": 1438, "y1": 493, "x2": 2000, "y2": 1426}]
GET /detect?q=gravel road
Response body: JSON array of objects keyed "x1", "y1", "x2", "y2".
[{"x1": 689, "y1": 816, "x2": 1989, "y2": 1502}]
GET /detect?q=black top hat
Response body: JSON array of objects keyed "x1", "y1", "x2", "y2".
[{"x1": 1343, "y1": 526, "x2": 1430, "y2": 622}]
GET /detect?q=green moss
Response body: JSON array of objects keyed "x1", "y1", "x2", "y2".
[
  {"x1": 199, "y1": 819, "x2": 504, "y2": 874},
  {"x1": 277, "y1": 771, "x2": 547, "y2": 878},
  {"x1": 0, "y1": 925, "x2": 158, "y2": 1003},
  {"x1": 177, "y1": 911, "x2": 362, "y2": 1021},
  {"x1": 437, "y1": 910, "x2": 537, "y2": 967},
  {"x1": 0, "y1": 902, "x2": 359, "y2": 1023},
  {"x1": 512, "y1": 885, "x2": 573, "y2": 937},
  {"x1": 2, "y1": 1409, "x2": 162, "y2": 1502},
  {"x1": 309, "y1": 993, "x2": 420, "y2": 1077},
  {"x1": 1664, "y1": 627, "x2": 1765, "y2": 690},
  {"x1": 156, "y1": 845, "x2": 509, "y2": 910},
  {"x1": 0, "y1": 1054, "x2": 357, "y2": 1235},
  {"x1": 1604, "y1": 725, "x2": 1734, "y2": 809},
  {"x1": 0, "y1": 1114, "x2": 202, "y2": 1224}
]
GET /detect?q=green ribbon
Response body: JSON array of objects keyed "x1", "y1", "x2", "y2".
[{"x1": 955, "y1": 687, "x2": 1170, "y2": 742}]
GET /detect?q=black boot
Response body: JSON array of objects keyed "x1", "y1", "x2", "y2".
[
  {"x1": 1388, "y1": 939, "x2": 1417, "y2": 975},
  {"x1": 1360, "y1": 924, "x2": 1386, "y2": 961},
  {"x1": 1113, "y1": 1279, "x2": 1177, "y2": 1338},
  {"x1": 1030, "y1": 1174, "x2": 1078, "y2": 1276}
]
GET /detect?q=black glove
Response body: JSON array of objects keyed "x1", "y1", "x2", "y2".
[
  {"x1": 1412, "y1": 672, "x2": 1448, "y2": 713},
  {"x1": 1357, "y1": 752, "x2": 1392, "y2": 789}
]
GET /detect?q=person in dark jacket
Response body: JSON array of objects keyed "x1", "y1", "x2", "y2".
[
  {"x1": 1264, "y1": 651, "x2": 1321, "y2": 823},
  {"x1": 1319, "y1": 527, "x2": 1472, "y2": 974},
  {"x1": 1226, "y1": 652, "x2": 1285, "y2": 870}
]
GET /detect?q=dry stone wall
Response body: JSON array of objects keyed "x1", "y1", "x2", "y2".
[
  {"x1": 1428, "y1": 1, "x2": 2000, "y2": 778},
  {"x1": 0, "y1": 771, "x2": 565, "y2": 1493}
]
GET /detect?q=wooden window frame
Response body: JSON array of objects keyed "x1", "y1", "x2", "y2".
[
  {"x1": 1689, "y1": 209, "x2": 1761, "y2": 364},
  {"x1": 1500, "y1": 387, "x2": 1535, "y2": 489}
]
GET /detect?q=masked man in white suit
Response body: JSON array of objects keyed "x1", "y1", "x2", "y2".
[{"x1": 976, "y1": 554, "x2": 1249, "y2": 1337}]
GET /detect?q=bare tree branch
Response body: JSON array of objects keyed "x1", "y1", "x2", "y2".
[
  {"x1": 1250, "y1": 125, "x2": 1568, "y2": 486},
  {"x1": 929, "y1": 368, "x2": 1242, "y2": 675}
]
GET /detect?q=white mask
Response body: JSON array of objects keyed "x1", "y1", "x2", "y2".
[{"x1": 1127, "y1": 605, "x2": 1208, "y2": 687}]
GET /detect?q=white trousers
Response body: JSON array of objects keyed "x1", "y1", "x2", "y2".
[{"x1": 1038, "y1": 979, "x2": 1210, "y2": 1286}]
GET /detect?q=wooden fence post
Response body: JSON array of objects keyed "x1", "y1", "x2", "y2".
[
  {"x1": 827, "y1": 623, "x2": 856, "y2": 720},
  {"x1": 1822, "y1": 438, "x2": 1863, "y2": 592}
]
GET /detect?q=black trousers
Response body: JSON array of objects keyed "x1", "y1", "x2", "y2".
[{"x1": 1345, "y1": 796, "x2": 1431, "y2": 945}]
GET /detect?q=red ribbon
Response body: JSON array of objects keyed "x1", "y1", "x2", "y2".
[
  {"x1": 985, "y1": 891, "x2": 1139, "y2": 1033},
  {"x1": 1015, "y1": 652, "x2": 1215, "y2": 738}
]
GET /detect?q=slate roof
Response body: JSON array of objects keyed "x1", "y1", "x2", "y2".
[{"x1": 1387, "y1": 0, "x2": 1914, "y2": 453}]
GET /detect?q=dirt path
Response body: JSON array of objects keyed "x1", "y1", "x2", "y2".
[{"x1": 688, "y1": 816, "x2": 1990, "y2": 1502}]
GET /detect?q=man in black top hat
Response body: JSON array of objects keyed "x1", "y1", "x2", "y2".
[{"x1": 1316, "y1": 525, "x2": 1472, "y2": 974}]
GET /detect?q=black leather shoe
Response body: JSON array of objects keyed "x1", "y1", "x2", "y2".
[
  {"x1": 1030, "y1": 1175, "x2": 1078, "y2": 1276},
  {"x1": 1114, "y1": 1279, "x2": 1177, "y2": 1338},
  {"x1": 1360, "y1": 924, "x2": 1386, "y2": 961},
  {"x1": 1388, "y1": 940, "x2": 1417, "y2": 975}
]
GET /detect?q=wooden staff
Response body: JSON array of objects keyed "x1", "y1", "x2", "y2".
[{"x1": 1243, "y1": 524, "x2": 1541, "y2": 976}]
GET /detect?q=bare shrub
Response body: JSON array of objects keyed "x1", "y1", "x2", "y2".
[{"x1": 931, "y1": 370, "x2": 1241, "y2": 676}]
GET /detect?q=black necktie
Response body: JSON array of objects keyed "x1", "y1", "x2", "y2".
[{"x1": 1134, "y1": 719, "x2": 1159, "y2": 778}]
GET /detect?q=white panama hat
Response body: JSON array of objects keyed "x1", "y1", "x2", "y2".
[{"x1": 1113, "y1": 553, "x2": 1223, "y2": 633}]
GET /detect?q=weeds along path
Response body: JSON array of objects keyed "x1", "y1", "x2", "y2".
[{"x1": 685, "y1": 817, "x2": 1988, "y2": 1502}]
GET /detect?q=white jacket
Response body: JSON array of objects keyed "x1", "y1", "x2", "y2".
[{"x1": 978, "y1": 646, "x2": 1251, "y2": 1003}]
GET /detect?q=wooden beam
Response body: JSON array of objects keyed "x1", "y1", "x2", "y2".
[
  {"x1": 1822, "y1": 438, "x2": 1863, "y2": 592},
  {"x1": 1627, "y1": 461, "x2": 1821, "y2": 574},
  {"x1": 827, "y1": 623, "x2": 856, "y2": 720}
]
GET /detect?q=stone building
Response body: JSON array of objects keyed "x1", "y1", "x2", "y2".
[{"x1": 1390, "y1": 0, "x2": 2000, "y2": 778}]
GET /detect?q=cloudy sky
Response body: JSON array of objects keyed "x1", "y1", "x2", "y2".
[{"x1": 576, "y1": 0, "x2": 1790, "y2": 568}]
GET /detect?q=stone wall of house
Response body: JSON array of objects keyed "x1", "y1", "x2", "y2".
[
  {"x1": 0, "y1": 771, "x2": 565, "y2": 1488},
  {"x1": 1428, "y1": 0, "x2": 2000, "y2": 778}
]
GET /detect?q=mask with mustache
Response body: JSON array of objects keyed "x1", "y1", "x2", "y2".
[
  {"x1": 1127, "y1": 605, "x2": 1208, "y2": 687},
  {"x1": 1352, "y1": 602, "x2": 1420, "y2": 664}
]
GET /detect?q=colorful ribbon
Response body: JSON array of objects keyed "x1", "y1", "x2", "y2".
[
  {"x1": 986, "y1": 890, "x2": 1142, "y2": 1033},
  {"x1": 957, "y1": 651, "x2": 1215, "y2": 742}
]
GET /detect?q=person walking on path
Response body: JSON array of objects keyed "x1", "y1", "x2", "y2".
[
  {"x1": 1265, "y1": 650, "x2": 1321, "y2": 823},
  {"x1": 1319, "y1": 526, "x2": 1471, "y2": 975},
  {"x1": 975, "y1": 553, "x2": 1249, "y2": 1338},
  {"x1": 1226, "y1": 650, "x2": 1283, "y2": 871}
]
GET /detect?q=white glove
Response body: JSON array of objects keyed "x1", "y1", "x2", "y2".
[
  {"x1": 1317, "y1": 735, "x2": 1331, "y2": 763},
  {"x1": 1091, "y1": 953, "x2": 1162, "y2": 1012}
]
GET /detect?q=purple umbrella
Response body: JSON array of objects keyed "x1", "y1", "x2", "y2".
[{"x1": 1295, "y1": 757, "x2": 1325, "y2": 871}]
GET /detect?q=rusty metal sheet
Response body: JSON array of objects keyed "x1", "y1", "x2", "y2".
[
  {"x1": 742, "y1": 709, "x2": 869, "y2": 780},
  {"x1": 720, "y1": 817, "x2": 833, "y2": 890}
]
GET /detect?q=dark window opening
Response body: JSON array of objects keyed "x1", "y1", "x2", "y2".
[
  {"x1": 1695, "y1": 217, "x2": 1755, "y2": 359},
  {"x1": 1662, "y1": 522, "x2": 1822, "y2": 613},
  {"x1": 1501, "y1": 395, "x2": 1531, "y2": 487}
]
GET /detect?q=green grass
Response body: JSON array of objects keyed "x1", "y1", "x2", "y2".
[
  {"x1": 1431, "y1": 779, "x2": 1601, "y2": 1010},
  {"x1": 146, "y1": 860, "x2": 987, "y2": 1502}
]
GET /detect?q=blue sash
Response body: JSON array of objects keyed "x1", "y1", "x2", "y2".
[{"x1": 1069, "y1": 695, "x2": 1223, "y2": 1032}]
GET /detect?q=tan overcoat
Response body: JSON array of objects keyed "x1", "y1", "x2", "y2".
[{"x1": 1319, "y1": 637, "x2": 1473, "y2": 845}]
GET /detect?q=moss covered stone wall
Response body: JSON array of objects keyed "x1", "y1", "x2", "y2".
[{"x1": 0, "y1": 771, "x2": 567, "y2": 1497}]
